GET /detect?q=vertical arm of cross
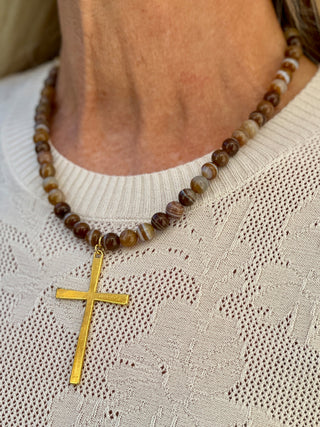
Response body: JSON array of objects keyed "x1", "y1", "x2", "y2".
[{"x1": 69, "y1": 250, "x2": 103, "y2": 384}]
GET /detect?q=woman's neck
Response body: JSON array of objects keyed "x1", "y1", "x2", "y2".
[{"x1": 53, "y1": 0, "x2": 317, "y2": 175}]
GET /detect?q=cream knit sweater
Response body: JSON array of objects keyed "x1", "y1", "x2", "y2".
[{"x1": 1, "y1": 62, "x2": 320, "y2": 427}]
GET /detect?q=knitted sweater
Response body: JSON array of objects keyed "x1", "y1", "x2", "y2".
[{"x1": 1, "y1": 62, "x2": 320, "y2": 427}]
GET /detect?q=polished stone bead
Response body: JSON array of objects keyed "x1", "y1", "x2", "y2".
[
  {"x1": 190, "y1": 176, "x2": 209, "y2": 194},
  {"x1": 151, "y1": 212, "x2": 170, "y2": 230},
  {"x1": 232, "y1": 129, "x2": 249, "y2": 146},
  {"x1": 136, "y1": 223, "x2": 155, "y2": 241},
  {"x1": 54, "y1": 202, "x2": 71, "y2": 219},
  {"x1": 285, "y1": 45, "x2": 303, "y2": 60},
  {"x1": 264, "y1": 91, "x2": 280, "y2": 107},
  {"x1": 249, "y1": 111, "x2": 266, "y2": 128},
  {"x1": 35, "y1": 140, "x2": 51, "y2": 153},
  {"x1": 222, "y1": 137, "x2": 240, "y2": 156},
  {"x1": 102, "y1": 233, "x2": 120, "y2": 251},
  {"x1": 275, "y1": 69, "x2": 291, "y2": 85},
  {"x1": 201, "y1": 162, "x2": 218, "y2": 180},
  {"x1": 37, "y1": 151, "x2": 53, "y2": 164},
  {"x1": 41, "y1": 86, "x2": 55, "y2": 100},
  {"x1": 73, "y1": 222, "x2": 90, "y2": 239},
  {"x1": 48, "y1": 188, "x2": 65, "y2": 205},
  {"x1": 43, "y1": 176, "x2": 58, "y2": 192},
  {"x1": 86, "y1": 229, "x2": 102, "y2": 247},
  {"x1": 64, "y1": 213, "x2": 80, "y2": 229},
  {"x1": 257, "y1": 100, "x2": 274, "y2": 119},
  {"x1": 270, "y1": 79, "x2": 288, "y2": 95},
  {"x1": 284, "y1": 27, "x2": 300, "y2": 40},
  {"x1": 36, "y1": 104, "x2": 51, "y2": 115},
  {"x1": 34, "y1": 123, "x2": 50, "y2": 133},
  {"x1": 287, "y1": 36, "x2": 302, "y2": 47},
  {"x1": 211, "y1": 149, "x2": 229, "y2": 167},
  {"x1": 179, "y1": 188, "x2": 196, "y2": 206},
  {"x1": 166, "y1": 201, "x2": 184, "y2": 219},
  {"x1": 40, "y1": 163, "x2": 55, "y2": 178},
  {"x1": 120, "y1": 229, "x2": 138, "y2": 247},
  {"x1": 281, "y1": 57, "x2": 299, "y2": 72},
  {"x1": 240, "y1": 119, "x2": 259, "y2": 138},
  {"x1": 33, "y1": 129, "x2": 49, "y2": 142}
]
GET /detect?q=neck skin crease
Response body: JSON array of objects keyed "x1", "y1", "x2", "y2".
[{"x1": 52, "y1": 0, "x2": 317, "y2": 175}]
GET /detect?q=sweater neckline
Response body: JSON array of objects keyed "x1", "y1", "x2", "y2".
[{"x1": 2, "y1": 62, "x2": 320, "y2": 221}]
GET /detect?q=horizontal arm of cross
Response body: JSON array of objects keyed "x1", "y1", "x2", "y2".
[
  {"x1": 95, "y1": 292, "x2": 129, "y2": 305},
  {"x1": 56, "y1": 288, "x2": 88, "y2": 300}
]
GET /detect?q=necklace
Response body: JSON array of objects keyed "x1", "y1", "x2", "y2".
[{"x1": 33, "y1": 28, "x2": 302, "y2": 384}]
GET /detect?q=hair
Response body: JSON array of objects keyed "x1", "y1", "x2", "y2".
[
  {"x1": 0, "y1": 1, "x2": 319, "y2": 78},
  {"x1": 273, "y1": 0, "x2": 320, "y2": 63}
]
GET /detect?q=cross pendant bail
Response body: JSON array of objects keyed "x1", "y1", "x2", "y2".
[{"x1": 56, "y1": 246, "x2": 130, "y2": 384}]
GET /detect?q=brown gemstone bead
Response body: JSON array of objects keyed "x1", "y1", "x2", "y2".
[
  {"x1": 40, "y1": 163, "x2": 55, "y2": 178},
  {"x1": 281, "y1": 57, "x2": 299, "y2": 72},
  {"x1": 264, "y1": 91, "x2": 280, "y2": 107},
  {"x1": 275, "y1": 69, "x2": 291, "y2": 84},
  {"x1": 179, "y1": 188, "x2": 196, "y2": 206},
  {"x1": 86, "y1": 229, "x2": 102, "y2": 247},
  {"x1": 36, "y1": 104, "x2": 51, "y2": 115},
  {"x1": 120, "y1": 229, "x2": 138, "y2": 247},
  {"x1": 257, "y1": 100, "x2": 274, "y2": 119},
  {"x1": 287, "y1": 36, "x2": 302, "y2": 47},
  {"x1": 41, "y1": 86, "x2": 55, "y2": 100},
  {"x1": 48, "y1": 188, "x2": 65, "y2": 205},
  {"x1": 285, "y1": 45, "x2": 303, "y2": 60},
  {"x1": 269, "y1": 79, "x2": 287, "y2": 96},
  {"x1": 249, "y1": 111, "x2": 266, "y2": 128},
  {"x1": 37, "y1": 151, "x2": 53, "y2": 164},
  {"x1": 136, "y1": 223, "x2": 155, "y2": 242},
  {"x1": 222, "y1": 138, "x2": 240, "y2": 156},
  {"x1": 240, "y1": 119, "x2": 259, "y2": 138},
  {"x1": 35, "y1": 118, "x2": 50, "y2": 128},
  {"x1": 201, "y1": 162, "x2": 218, "y2": 180},
  {"x1": 102, "y1": 233, "x2": 120, "y2": 251},
  {"x1": 73, "y1": 222, "x2": 90, "y2": 239},
  {"x1": 54, "y1": 202, "x2": 71, "y2": 219},
  {"x1": 64, "y1": 213, "x2": 81, "y2": 229},
  {"x1": 43, "y1": 176, "x2": 58, "y2": 192},
  {"x1": 166, "y1": 201, "x2": 184, "y2": 219},
  {"x1": 35, "y1": 140, "x2": 50, "y2": 153},
  {"x1": 232, "y1": 129, "x2": 249, "y2": 146},
  {"x1": 33, "y1": 129, "x2": 49, "y2": 142},
  {"x1": 190, "y1": 176, "x2": 209, "y2": 194},
  {"x1": 211, "y1": 149, "x2": 229, "y2": 167},
  {"x1": 151, "y1": 212, "x2": 170, "y2": 230},
  {"x1": 34, "y1": 123, "x2": 50, "y2": 133},
  {"x1": 284, "y1": 27, "x2": 300, "y2": 40}
]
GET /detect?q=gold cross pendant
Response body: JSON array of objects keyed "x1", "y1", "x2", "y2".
[{"x1": 56, "y1": 245, "x2": 129, "y2": 385}]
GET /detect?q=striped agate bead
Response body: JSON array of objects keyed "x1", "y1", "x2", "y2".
[
  {"x1": 40, "y1": 163, "x2": 55, "y2": 178},
  {"x1": 48, "y1": 189, "x2": 65, "y2": 205},
  {"x1": 151, "y1": 212, "x2": 170, "y2": 230},
  {"x1": 232, "y1": 129, "x2": 249, "y2": 146},
  {"x1": 102, "y1": 233, "x2": 120, "y2": 251},
  {"x1": 285, "y1": 45, "x2": 303, "y2": 60},
  {"x1": 73, "y1": 222, "x2": 90, "y2": 239},
  {"x1": 211, "y1": 149, "x2": 229, "y2": 167},
  {"x1": 179, "y1": 188, "x2": 196, "y2": 206},
  {"x1": 269, "y1": 79, "x2": 287, "y2": 95},
  {"x1": 54, "y1": 202, "x2": 71, "y2": 219},
  {"x1": 240, "y1": 119, "x2": 259, "y2": 138},
  {"x1": 136, "y1": 223, "x2": 155, "y2": 241},
  {"x1": 275, "y1": 69, "x2": 291, "y2": 85},
  {"x1": 120, "y1": 229, "x2": 138, "y2": 247},
  {"x1": 190, "y1": 176, "x2": 208, "y2": 194},
  {"x1": 201, "y1": 162, "x2": 218, "y2": 180},
  {"x1": 166, "y1": 201, "x2": 184, "y2": 219},
  {"x1": 86, "y1": 229, "x2": 101, "y2": 247},
  {"x1": 37, "y1": 151, "x2": 53, "y2": 164},
  {"x1": 264, "y1": 91, "x2": 280, "y2": 107},
  {"x1": 281, "y1": 57, "x2": 299, "y2": 72},
  {"x1": 43, "y1": 176, "x2": 58, "y2": 192},
  {"x1": 64, "y1": 213, "x2": 80, "y2": 229},
  {"x1": 257, "y1": 100, "x2": 274, "y2": 119},
  {"x1": 249, "y1": 111, "x2": 266, "y2": 128},
  {"x1": 222, "y1": 138, "x2": 240, "y2": 156}
]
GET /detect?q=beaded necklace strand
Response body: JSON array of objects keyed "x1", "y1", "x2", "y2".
[{"x1": 32, "y1": 28, "x2": 302, "y2": 384}]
